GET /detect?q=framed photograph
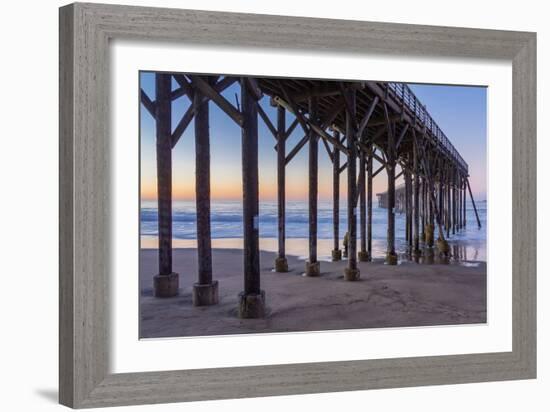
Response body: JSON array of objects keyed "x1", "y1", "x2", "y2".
[{"x1": 59, "y1": 2, "x2": 536, "y2": 408}]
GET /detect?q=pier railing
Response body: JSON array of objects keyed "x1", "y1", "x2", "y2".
[{"x1": 387, "y1": 82, "x2": 468, "y2": 173}]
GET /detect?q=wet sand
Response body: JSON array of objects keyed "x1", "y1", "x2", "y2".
[
  {"x1": 140, "y1": 247, "x2": 487, "y2": 338},
  {"x1": 140, "y1": 235, "x2": 487, "y2": 262}
]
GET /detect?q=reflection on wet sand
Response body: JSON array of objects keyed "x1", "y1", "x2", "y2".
[
  {"x1": 397, "y1": 238, "x2": 485, "y2": 266},
  {"x1": 142, "y1": 235, "x2": 485, "y2": 266}
]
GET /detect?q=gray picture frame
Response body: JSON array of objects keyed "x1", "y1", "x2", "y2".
[{"x1": 59, "y1": 2, "x2": 536, "y2": 408}]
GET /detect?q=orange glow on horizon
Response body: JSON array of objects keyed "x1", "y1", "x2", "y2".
[
  {"x1": 141, "y1": 169, "x2": 485, "y2": 202},
  {"x1": 140, "y1": 177, "x2": 392, "y2": 202}
]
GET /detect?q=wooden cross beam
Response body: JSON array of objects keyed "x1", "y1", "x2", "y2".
[
  {"x1": 361, "y1": 125, "x2": 388, "y2": 149},
  {"x1": 285, "y1": 135, "x2": 309, "y2": 165},
  {"x1": 395, "y1": 123, "x2": 410, "y2": 149},
  {"x1": 257, "y1": 103, "x2": 277, "y2": 140},
  {"x1": 372, "y1": 164, "x2": 385, "y2": 178},
  {"x1": 358, "y1": 96, "x2": 380, "y2": 138},
  {"x1": 188, "y1": 75, "x2": 244, "y2": 127},
  {"x1": 140, "y1": 89, "x2": 156, "y2": 118},
  {"x1": 372, "y1": 149, "x2": 386, "y2": 166},
  {"x1": 215, "y1": 76, "x2": 239, "y2": 93},
  {"x1": 278, "y1": 85, "x2": 311, "y2": 135},
  {"x1": 283, "y1": 118, "x2": 299, "y2": 140},
  {"x1": 274, "y1": 95, "x2": 348, "y2": 154},
  {"x1": 272, "y1": 117, "x2": 300, "y2": 151},
  {"x1": 173, "y1": 74, "x2": 195, "y2": 98},
  {"x1": 338, "y1": 162, "x2": 347, "y2": 174},
  {"x1": 339, "y1": 148, "x2": 385, "y2": 177},
  {"x1": 171, "y1": 76, "x2": 240, "y2": 148},
  {"x1": 171, "y1": 105, "x2": 194, "y2": 149},
  {"x1": 170, "y1": 87, "x2": 187, "y2": 101},
  {"x1": 321, "y1": 138, "x2": 334, "y2": 162}
]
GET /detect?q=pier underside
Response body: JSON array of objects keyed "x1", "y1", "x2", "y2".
[{"x1": 141, "y1": 73, "x2": 482, "y2": 319}]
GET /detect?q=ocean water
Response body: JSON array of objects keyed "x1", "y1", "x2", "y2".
[{"x1": 141, "y1": 199, "x2": 487, "y2": 261}]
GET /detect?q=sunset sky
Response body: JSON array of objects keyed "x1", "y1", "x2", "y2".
[{"x1": 140, "y1": 73, "x2": 487, "y2": 203}]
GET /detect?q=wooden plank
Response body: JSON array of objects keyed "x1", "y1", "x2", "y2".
[{"x1": 290, "y1": 82, "x2": 361, "y2": 102}]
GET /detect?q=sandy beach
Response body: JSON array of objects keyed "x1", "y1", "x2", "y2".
[{"x1": 140, "y1": 246, "x2": 486, "y2": 338}]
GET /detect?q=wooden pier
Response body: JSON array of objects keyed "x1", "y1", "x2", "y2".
[{"x1": 141, "y1": 74, "x2": 481, "y2": 318}]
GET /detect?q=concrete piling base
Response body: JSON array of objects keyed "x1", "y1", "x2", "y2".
[
  {"x1": 274, "y1": 256, "x2": 289, "y2": 272},
  {"x1": 192, "y1": 280, "x2": 219, "y2": 306},
  {"x1": 386, "y1": 252, "x2": 398, "y2": 265},
  {"x1": 153, "y1": 272, "x2": 179, "y2": 298},
  {"x1": 344, "y1": 267, "x2": 361, "y2": 281},
  {"x1": 331, "y1": 249, "x2": 342, "y2": 261},
  {"x1": 238, "y1": 290, "x2": 266, "y2": 319},
  {"x1": 358, "y1": 250, "x2": 370, "y2": 262},
  {"x1": 437, "y1": 238, "x2": 450, "y2": 255},
  {"x1": 423, "y1": 247, "x2": 435, "y2": 264},
  {"x1": 305, "y1": 260, "x2": 321, "y2": 277},
  {"x1": 425, "y1": 224, "x2": 435, "y2": 247}
]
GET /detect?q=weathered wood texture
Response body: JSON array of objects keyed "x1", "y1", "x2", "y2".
[
  {"x1": 346, "y1": 88, "x2": 358, "y2": 271},
  {"x1": 359, "y1": 152, "x2": 367, "y2": 254},
  {"x1": 277, "y1": 106, "x2": 286, "y2": 259},
  {"x1": 155, "y1": 73, "x2": 173, "y2": 276},
  {"x1": 241, "y1": 80, "x2": 261, "y2": 295},
  {"x1": 333, "y1": 131, "x2": 341, "y2": 252},
  {"x1": 194, "y1": 87, "x2": 213, "y2": 285},
  {"x1": 367, "y1": 147, "x2": 373, "y2": 259},
  {"x1": 308, "y1": 97, "x2": 319, "y2": 264},
  {"x1": 59, "y1": 2, "x2": 536, "y2": 408}
]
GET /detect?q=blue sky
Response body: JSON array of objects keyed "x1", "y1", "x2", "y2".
[{"x1": 140, "y1": 73, "x2": 487, "y2": 202}]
